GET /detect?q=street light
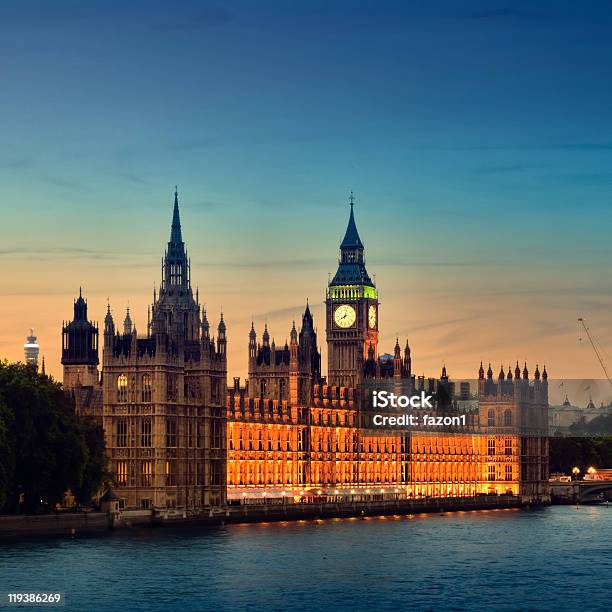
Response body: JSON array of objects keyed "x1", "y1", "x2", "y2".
[
  {"x1": 587, "y1": 466, "x2": 597, "y2": 475},
  {"x1": 572, "y1": 466, "x2": 580, "y2": 480}
]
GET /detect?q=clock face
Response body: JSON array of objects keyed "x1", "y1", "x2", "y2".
[
  {"x1": 334, "y1": 304, "x2": 356, "y2": 328},
  {"x1": 368, "y1": 305, "x2": 377, "y2": 328}
]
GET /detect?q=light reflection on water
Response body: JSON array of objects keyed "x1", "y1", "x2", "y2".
[{"x1": 0, "y1": 506, "x2": 610, "y2": 611}]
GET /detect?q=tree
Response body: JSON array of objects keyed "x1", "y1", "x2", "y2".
[{"x1": 0, "y1": 361, "x2": 106, "y2": 514}]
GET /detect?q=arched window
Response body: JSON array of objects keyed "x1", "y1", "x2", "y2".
[
  {"x1": 142, "y1": 374, "x2": 152, "y2": 403},
  {"x1": 487, "y1": 408, "x2": 495, "y2": 427},
  {"x1": 504, "y1": 409, "x2": 512, "y2": 426},
  {"x1": 117, "y1": 374, "x2": 128, "y2": 403}
]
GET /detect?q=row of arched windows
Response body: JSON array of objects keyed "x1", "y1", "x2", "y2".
[{"x1": 116, "y1": 374, "x2": 152, "y2": 403}]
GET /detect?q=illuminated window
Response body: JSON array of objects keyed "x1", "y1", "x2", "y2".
[
  {"x1": 488, "y1": 465, "x2": 496, "y2": 481},
  {"x1": 117, "y1": 374, "x2": 128, "y2": 403},
  {"x1": 117, "y1": 461, "x2": 128, "y2": 485},
  {"x1": 142, "y1": 374, "x2": 152, "y2": 402},
  {"x1": 488, "y1": 439, "x2": 496, "y2": 455},
  {"x1": 116, "y1": 418, "x2": 128, "y2": 447},
  {"x1": 504, "y1": 438, "x2": 512, "y2": 456},
  {"x1": 141, "y1": 461, "x2": 152, "y2": 486},
  {"x1": 141, "y1": 418, "x2": 152, "y2": 447},
  {"x1": 165, "y1": 460, "x2": 175, "y2": 486},
  {"x1": 504, "y1": 410, "x2": 512, "y2": 426},
  {"x1": 505, "y1": 464, "x2": 512, "y2": 481}
]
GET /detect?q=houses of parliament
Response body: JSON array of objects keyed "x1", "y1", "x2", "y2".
[{"x1": 60, "y1": 190, "x2": 549, "y2": 511}]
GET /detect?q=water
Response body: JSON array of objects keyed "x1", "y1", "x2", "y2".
[{"x1": 0, "y1": 506, "x2": 610, "y2": 611}]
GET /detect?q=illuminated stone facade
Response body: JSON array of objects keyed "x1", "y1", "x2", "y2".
[
  {"x1": 63, "y1": 192, "x2": 549, "y2": 509},
  {"x1": 227, "y1": 198, "x2": 550, "y2": 503}
]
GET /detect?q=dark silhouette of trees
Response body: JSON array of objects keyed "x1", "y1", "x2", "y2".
[
  {"x1": 549, "y1": 436, "x2": 612, "y2": 474},
  {"x1": 0, "y1": 361, "x2": 106, "y2": 514}
]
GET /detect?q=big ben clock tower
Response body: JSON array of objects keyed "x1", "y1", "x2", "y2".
[{"x1": 326, "y1": 194, "x2": 378, "y2": 388}]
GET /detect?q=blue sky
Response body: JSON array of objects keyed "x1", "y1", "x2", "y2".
[{"x1": 2, "y1": 0, "x2": 612, "y2": 382}]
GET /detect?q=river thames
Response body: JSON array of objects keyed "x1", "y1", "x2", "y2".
[{"x1": 1, "y1": 505, "x2": 609, "y2": 611}]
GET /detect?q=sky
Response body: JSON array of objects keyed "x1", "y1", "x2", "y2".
[{"x1": 2, "y1": 0, "x2": 612, "y2": 387}]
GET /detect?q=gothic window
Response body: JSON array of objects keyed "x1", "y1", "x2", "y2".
[
  {"x1": 117, "y1": 461, "x2": 128, "y2": 485},
  {"x1": 487, "y1": 408, "x2": 495, "y2": 427},
  {"x1": 211, "y1": 460, "x2": 222, "y2": 486},
  {"x1": 504, "y1": 409, "x2": 512, "y2": 426},
  {"x1": 141, "y1": 418, "x2": 152, "y2": 447},
  {"x1": 170, "y1": 263, "x2": 182, "y2": 286},
  {"x1": 142, "y1": 374, "x2": 152, "y2": 403},
  {"x1": 187, "y1": 420, "x2": 193, "y2": 448},
  {"x1": 165, "y1": 460, "x2": 175, "y2": 486},
  {"x1": 141, "y1": 461, "x2": 152, "y2": 486},
  {"x1": 166, "y1": 374, "x2": 177, "y2": 401},
  {"x1": 211, "y1": 420, "x2": 222, "y2": 449},
  {"x1": 166, "y1": 418, "x2": 177, "y2": 447},
  {"x1": 116, "y1": 418, "x2": 128, "y2": 447},
  {"x1": 488, "y1": 465, "x2": 496, "y2": 481},
  {"x1": 117, "y1": 374, "x2": 128, "y2": 403},
  {"x1": 488, "y1": 439, "x2": 496, "y2": 455},
  {"x1": 504, "y1": 438, "x2": 512, "y2": 456},
  {"x1": 505, "y1": 464, "x2": 513, "y2": 481},
  {"x1": 279, "y1": 379, "x2": 286, "y2": 400}
]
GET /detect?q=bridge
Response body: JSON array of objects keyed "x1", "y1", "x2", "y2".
[{"x1": 550, "y1": 480, "x2": 612, "y2": 503}]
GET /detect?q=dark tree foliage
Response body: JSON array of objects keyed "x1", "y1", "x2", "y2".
[
  {"x1": 549, "y1": 436, "x2": 612, "y2": 474},
  {"x1": 0, "y1": 361, "x2": 106, "y2": 514}
]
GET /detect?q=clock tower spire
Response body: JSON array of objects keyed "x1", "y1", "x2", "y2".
[{"x1": 326, "y1": 193, "x2": 378, "y2": 387}]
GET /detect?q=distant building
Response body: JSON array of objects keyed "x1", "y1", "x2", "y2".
[
  {"x1": 549, "y1": 393, "x2": 612, "y2": 435},
  {"x1": 23, "y1": 328, "x2": 40, "y2": 369}
]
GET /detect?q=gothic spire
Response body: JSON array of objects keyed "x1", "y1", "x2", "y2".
[
  {"x1": 170, "y1": 186, "x2": 183, "y2": 244},
  {"x1": 340, "y1": 192, "x2": 364, "y2": 249}
]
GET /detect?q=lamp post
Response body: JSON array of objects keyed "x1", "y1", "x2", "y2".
[{"x1": 572, "y1": 466, "x2": 580, "y2": 481}]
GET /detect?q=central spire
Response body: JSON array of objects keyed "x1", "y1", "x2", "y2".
[
  {"x1": 170, "y1": 186, "x2": 183, "y2": 244},
  {"x1": 162, "y1": 186, "x2": 189, "y2": 290}
]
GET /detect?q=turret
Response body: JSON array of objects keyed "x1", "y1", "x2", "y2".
[
  {"x1": 123, "y1": 306, "x2": 133, "y2": 335},
  {"x1": 217, "y1": 313, "x2": 226, "y2": 356},
  {"x1": 104, "y1": 303, "x2": 115, "y2": 347},
  {"x1": 262, "y1": 324, "x2": 270, "y2": 348},
  {"x1": 478, "y1": 362, "x2": 485, "y2": 380},
  {"x1": 404, "y1": 339, "x2": 411, "y2": 378},
  {"x1": 201, "y1": 306, "x2": 209, "y2": 339},
  {"x1": 393, "y1": 338, "x2": 402, "y2": 378},
  {"x1": 62, "y1": 288, "x2": 99, "y2": 368},
  {"x1": 248, "y1": 322, "x2": 257, "y2": 360}
]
